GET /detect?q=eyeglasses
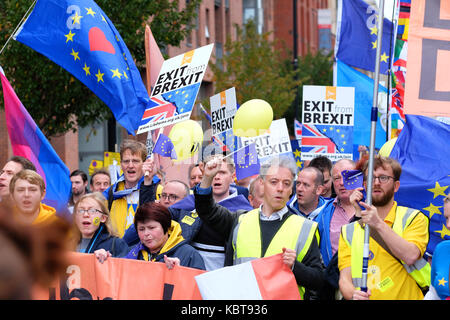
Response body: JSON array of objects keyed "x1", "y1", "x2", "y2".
[
  {"x1": 160, "y1": 193, "x2": 179, "y2": 202},
  {"x1": 368, "y1": 175, "x2": 395, "y2": 184},
  {"x1": 76, "y1": 208, "x2": 104, "y2": 215}
]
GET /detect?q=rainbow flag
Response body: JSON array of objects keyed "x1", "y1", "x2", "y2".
[{"x1": 1, "y1": 68, "x2": 71, "y2": 214}]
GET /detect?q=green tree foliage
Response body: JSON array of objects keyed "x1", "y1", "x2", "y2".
[
  {"x1": 208, "y1": 20, "x2": 303, "y2": 122},
  {"x1": 0, "y1": 0, "x2": 200, "y2": 136},
  {"x1": 282, "y1": 50, "x2": 334, "y2": 133}
]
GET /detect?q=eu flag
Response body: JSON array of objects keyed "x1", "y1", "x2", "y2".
[
  {"x1": 290, "y1": 139, "x2": 303, "y2": 170},
  {"x1": 342, "y1": 170, "x2": 363, "y2": 190},
  {"x1": 14, "y1": 0, "x2": 150, "y2": 134},
  {"x1": 336, "y1": 0, "x2": 395, "y2": 74},
  {"x1": 153, "y1": 134, "x2": 177, "y2": 160},
  {"x1": 390, "y1": 115, "x2": 450, "y2": 256},
  {"x1": 161, "y1": 83, "x2": 201, "y2": 115},
  {"x1": 336, "y1": 60, "x2": 387, "y2": 149},
  {"x1": 1, "y1": 68, "x2": 71, "y2": 215},
  {"x1": 234, "y1": 143, "x2": 260, "y2": 181}
]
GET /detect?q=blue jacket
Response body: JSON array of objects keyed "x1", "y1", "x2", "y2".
[
  {"x1": 315, "y1": 200, "x2": 338, "y2": 267},
  {"x1": 78, "y1": 223, "x2": 129, "y2": 258},
  {"x1": 286, "y1": 194, "x2": 332, "y2": 222}
]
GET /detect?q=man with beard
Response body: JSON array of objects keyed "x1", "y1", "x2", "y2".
[
  {"x1": 68, "y1": 170, "x2": 89, "y2": 213},
  {"x1": 338, "y1": 156, "x2": 430, "y2": 300}
]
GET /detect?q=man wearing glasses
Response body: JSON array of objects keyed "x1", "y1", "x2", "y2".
[
  {"x1": 159, "y1": 180, "x2": 190, "y2": 208},
  {"x1": 338, "y1": 156, "x2": 429, "y2": 300},
  {"x1": 315, "y1": 158, "x2": 357, "y2": 267}
]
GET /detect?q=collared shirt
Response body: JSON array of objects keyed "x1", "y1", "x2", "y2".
[
  {"x1": 259, "y1": 205, "x2": 289, "y2": 221},
  {"x1": 329, "y1": 198, "x2": 354, "y2": 255}
]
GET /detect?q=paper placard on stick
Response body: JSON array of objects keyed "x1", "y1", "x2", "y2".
[
  {"x1": 137, "y1": 44, "x2": 214, "y2": 134},
  {"x1": 301, "y1": 85, "x2": 354, "y2": 161},
  {"x1": 241, "y1": 118, "x2": 292, "y2": 163},
  {"x1": 210, "y1": 87, "x2": 237, "y2": 135}
]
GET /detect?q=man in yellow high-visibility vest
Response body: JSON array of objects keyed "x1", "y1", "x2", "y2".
[
  {"x1": 339, "y1": 156, "x2": 430, "y2": 300},
  {"x1": 194, "y1": 156, "x2": 325, "y2": 300}
]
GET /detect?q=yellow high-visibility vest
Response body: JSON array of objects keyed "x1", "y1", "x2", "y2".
[
  {"x1": 232, "y1": 209, "x2": 318, "y2": 298},
  {"x1": 342, "y1": 206, "x2": 431, "y2": 290}
]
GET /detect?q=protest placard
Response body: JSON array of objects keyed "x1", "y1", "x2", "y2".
[
  {"x1": 301, "y1": 85, "x2": 354, "y2": 161},
  {"x1": 137, "y1": 43, "x2": 214, "y2": 134},
  {"x1": 210, "y1": 87, "x2": 237, "y2": 135},
  {"x1": 241, "y1": 119, "x2": 292, "y2": 163}
]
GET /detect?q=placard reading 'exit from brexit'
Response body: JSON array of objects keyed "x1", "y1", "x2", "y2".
[
  {"x1": 301, "y1": 85, "x2": 354, "y2": 161},
  {"x1": 210, "y1": 87, "x2": 237, "y2": 135}
]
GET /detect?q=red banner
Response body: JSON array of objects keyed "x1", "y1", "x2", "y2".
[{"x1": 32, "y1": 253, "x2": 204, "y2": 300}]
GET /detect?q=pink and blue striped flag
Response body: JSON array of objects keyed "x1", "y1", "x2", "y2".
[{"x1": 1, "y1": 68, "x2": 71, "y2": 214}]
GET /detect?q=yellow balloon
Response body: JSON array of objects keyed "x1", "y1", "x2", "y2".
[
  {"x1": 233, "y1": 99, "x2": 273, "y2": 137},
  {"x1": 168, "y1": 120, "x2": 203, "y2": 162},
  {"x1": 378, "y1": 137, "x2": 397, "y2": 157}
]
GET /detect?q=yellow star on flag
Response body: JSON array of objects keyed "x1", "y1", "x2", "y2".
[
  {"x1": 70, "y1": 49, "x2": 80, "y2": 61},
  {"x1": 296, "y1": 159, "x2": 303, "y2": 168},
  {"x1": 110, "y1": 68, "x2": 122, "y2": 79},
  {"x1": 83, "y1": 63, "x2": 91, "y2": 76},
  {"x1": 438, "y1": 277, "x2": 448, "y2": 286},
  {"x1": 85, "y1": 7, "x2": 96, "y2": 17},
  {"x1": 371, "y1": 40, "x2": 377, "y2": 49},
  {"x1": 293, "y1": 149, "x2": 301, "y2": 158},
  {"x1": 95, "y1": 69, "x2": 104, "y2": 83},
  {"x1": 427, "y1": 181, "x2": 448, "y2": 199},
  {"x1": 434, "y1": 225, "x2": 450, "y2": 239},
  {"x1": 423, "y1": 202, "x2": 442, "y2": 219},
  {"x1": 380, "y1": 52, "x2": 389, "y2": 63},
  {"x1": 72, "y1": 11, "x2": 83, "y2": 25},
  {"x1": 370, "y1": 25, "x2": 378, "y2": 35},
  {"x1": 65, "y1": 30, "x2": 75, "y2": 43}
]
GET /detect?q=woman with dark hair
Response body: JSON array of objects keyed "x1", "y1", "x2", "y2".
[{"x1": 125, "y1": 202, "x2": 205, "y2": 270}]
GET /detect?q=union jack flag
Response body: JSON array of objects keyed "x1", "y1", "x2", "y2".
[
  {"x1": 139, "y1": 97, "x2": 176, "y2": 127},
  {"x1": 301, "y1": 124, "x2": 336, "y2": 154},
  {"x1": 294, "y1": 119, "x2": 302, "y2": 141}
]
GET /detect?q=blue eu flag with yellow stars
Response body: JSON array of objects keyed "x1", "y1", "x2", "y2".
[
  {"x1": 14, "y1": 0, "x2": 150, "y2": 134},
  {"x1": 234, "y1": 143, "x2": 260, "y2": 181},
  {"x1": 161, "y1": 83, "x2": 201, "y2": 115},
  {"x1": 390, "y1": 115, "x2": 450, "y2": 256},
  {"x1": 152, "y1": 133, "x2": 177, "y2": 159},
  {"x1": 336, "y1": 0, "x2": 395, "y2": 74},
  {"x1": 290, "y1": 139, "x2": 303, "y2": 170}
]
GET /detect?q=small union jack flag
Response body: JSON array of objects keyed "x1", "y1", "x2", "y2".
[
  {"x1": 139, "y1": 97, "x2": 176, "y2": 127},
  {"x1": 294, "y1": 119, "x2": 302, "y2": 141},
  {"x1": 301, "y1": 124, "x2": 336, "y2": 154}
]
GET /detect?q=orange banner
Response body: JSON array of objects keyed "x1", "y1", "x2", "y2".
[
  {"x1": 32, "y1": 253, "x2": 204, "y2": 300},
  {"x1": 405, "y1": 0, "x2": 450, "y2": 117}
]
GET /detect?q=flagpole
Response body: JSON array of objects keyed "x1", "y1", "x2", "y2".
[
  {"x1": 0, "y1": 0, "x2": 36, "y2": 56},
  {"x1": 361, "y1": 0, "x2": 386, "y2": 293}
]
